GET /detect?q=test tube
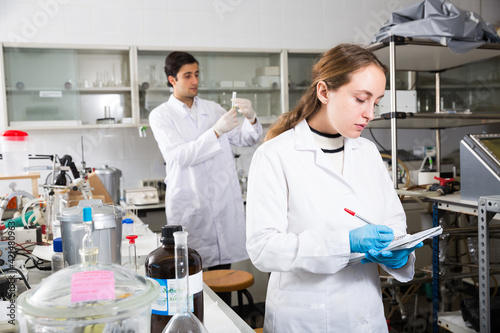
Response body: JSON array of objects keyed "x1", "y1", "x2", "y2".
[
  {"x1": 231, "y1": 91, "x2": 237, "y2": 109},
  {"x1": 126, "y1": 235, "x2": 138, "y2": 272}
]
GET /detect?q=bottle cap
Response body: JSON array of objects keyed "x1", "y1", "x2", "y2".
[
  {"x1": 53, "y1": 237, "x2": 63, "y2": 253},
  {"x1": 161, "y1": 225, "x2": 183, "y2": 245},
  {"x1": 126, "y1": 235, "x2": 138, "y2": 244},
  {"x1": 82, "y1": 207, "x2": 92, "y2": 222},
  {"x1": 122, "y1": 218, "x2": 133, "y2": 224}
]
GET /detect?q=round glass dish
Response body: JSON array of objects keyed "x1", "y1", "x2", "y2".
[{"x1": 17, "y1": 262, "x2": 160, "y2": 332}]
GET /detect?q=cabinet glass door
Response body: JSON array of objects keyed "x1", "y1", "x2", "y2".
[
  {"x1": 287, "y1": 52, "x2": 321, "y2": 112},
  {"x1": 137, "y1": 49, "x2": 282, "y2": 124},
  {"x1": 3, "y1": 46, "x2": 132, "y2": 128}
]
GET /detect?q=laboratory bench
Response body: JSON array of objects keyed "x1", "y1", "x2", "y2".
[{"x1": 5, "y1": 214, "x2": 255, "y2": 333}]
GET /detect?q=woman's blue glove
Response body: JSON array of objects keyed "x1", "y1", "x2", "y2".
[
  {"x1": 361, "y1": 242, "x2": 424, "y2": 268},
  {"x1": 349, "y1": 225, "x2": 394, "y2": 253}
]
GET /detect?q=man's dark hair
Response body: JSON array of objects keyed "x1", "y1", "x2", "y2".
[{"x1": 164, "y1": 51, "x2": 199, "y2": 87}]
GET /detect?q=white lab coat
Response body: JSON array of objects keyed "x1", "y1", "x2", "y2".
[
  {"x1": 246, "y1": 120, "x2": 415, "y2": 332},
  {"x1": 149, "y1": 95, "x2": 262, "y2": 268}
]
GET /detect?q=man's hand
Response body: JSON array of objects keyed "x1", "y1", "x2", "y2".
[
  {"x1": 213, "y1": 109, "x2": 239, "y2": 137},
  {"x1": 232, "y1": 98, "x2": 256, "y2": 123}
]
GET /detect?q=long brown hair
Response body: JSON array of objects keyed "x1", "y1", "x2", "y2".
[{"x1": 266, "y1": 44, "x2": 388, "y2": 141}]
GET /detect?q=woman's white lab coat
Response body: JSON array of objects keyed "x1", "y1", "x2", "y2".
[
  {"x1": 150, "y1": 95, "x2": 262, "y2": 268},
  {"x1": 246, "y1": 120, "x2": 415, "y2": 332}
]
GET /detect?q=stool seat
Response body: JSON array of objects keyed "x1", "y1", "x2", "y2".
[{"x1": 203, "y1": 269, "x2": 254, "y2": 292}]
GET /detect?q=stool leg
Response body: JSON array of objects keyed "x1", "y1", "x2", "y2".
[
  {"x1": 238, "y1": 289, "x2": 259, "y2": 328},
  {"x1": 237, "y1": 290, "x2": 244, "y2": 315}
]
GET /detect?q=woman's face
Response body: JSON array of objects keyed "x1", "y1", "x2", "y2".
[{"x1": 319, "y1": 65, "x2": 386, "y2": 139}]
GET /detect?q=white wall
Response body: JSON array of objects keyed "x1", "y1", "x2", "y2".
[
  {"x1": 1, "y1": 0, "x2": 499, "y2": 304},
  {"x1": 1, "y1": 0, "x2": 497, "y2": 193}
]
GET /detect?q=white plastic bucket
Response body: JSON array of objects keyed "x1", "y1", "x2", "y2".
[{"x1": 1, "y1": 130, "x2": 29, "y2": 176}]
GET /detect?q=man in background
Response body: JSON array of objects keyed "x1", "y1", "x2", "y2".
[{"x1": 149, "y1": 52, "x2": 262, "y2": 303}]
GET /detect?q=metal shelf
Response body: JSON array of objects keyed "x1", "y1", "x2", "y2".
[
  {"x1": 368, "y1": 112, "x2": 500, "y2": 129},
  {"x1": 368, "y1": 36, "x2": 500, "y2": 72}
]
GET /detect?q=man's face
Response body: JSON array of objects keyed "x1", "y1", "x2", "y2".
[{"x1": 169, "y1": 62, "x2": 199, "y2": 102}]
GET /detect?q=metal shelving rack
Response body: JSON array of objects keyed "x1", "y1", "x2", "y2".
[
  {"x1": 367, "y1": 36, "x2": 500, "y2": 333},
  {"x1": 367, "y1": 36, "x2": 500, "y2": 188}
]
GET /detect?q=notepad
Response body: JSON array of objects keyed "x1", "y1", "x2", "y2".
[{"x1": 347, "y1": 226, "x2": 443, "y2": 267}]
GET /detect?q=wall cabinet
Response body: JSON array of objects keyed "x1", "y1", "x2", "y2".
[
  {"x1": 285, "y1": 50, "x2": 322, "y2": 113},
  {"x1": 1, "y1": 44, "x2": 303, "y2": 130},
  {"x1": 1, "y1": 44, "x2": 135, "y2": 130},
  {"x1": 136, "y1": 48, "x2": 284, "y2": 124}
]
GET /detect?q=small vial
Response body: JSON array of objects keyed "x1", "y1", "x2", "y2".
[
  {"x1": 122, "y1": 218, "x2": 134, "y2": 239},
  {"x1": 51, "y1": 237, "x2": 65, "y2": 273},
  {"x1": 231, "y1": 91, "x2": 237, "y2": 109}
]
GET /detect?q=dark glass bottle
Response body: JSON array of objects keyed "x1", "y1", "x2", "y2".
[{"x1": 145, "y1": 225, "x2": 204, "y2": 333}]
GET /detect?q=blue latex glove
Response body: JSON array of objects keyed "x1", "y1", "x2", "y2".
[
  {"x1": 361, "y1": 242, "x2": 424, "y2": 268},
  {"x1": 349, "y1": 225, "x2": 394, "y2": 253}
]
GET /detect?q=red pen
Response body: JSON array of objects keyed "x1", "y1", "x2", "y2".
[{"x1": 344, "y1": 208, "x2": 375, "y2": 225}]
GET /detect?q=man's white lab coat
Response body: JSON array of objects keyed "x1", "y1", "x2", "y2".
[
  {"x1": 150, "y1": 95, "x2": 262, "y2": 268},
  {"x1": 246, "y1": 120, "x2": 414, "y2": 332}
]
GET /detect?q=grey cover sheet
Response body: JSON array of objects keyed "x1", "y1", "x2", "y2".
[{"x1": 372, "y1": 0, "x2": 500, "y2": 54}]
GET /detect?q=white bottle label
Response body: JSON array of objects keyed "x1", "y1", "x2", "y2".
[{"x1": 151, "y1": 271, "x2": 202, "y2": 315}]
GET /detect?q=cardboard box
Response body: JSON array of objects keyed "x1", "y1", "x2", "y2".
[
  {"x1": 68, "y1": 173, "x2": 113, "y2": 206},
  {"x1": 253, "y1": 76, "x2": 280, "y2": 88}
]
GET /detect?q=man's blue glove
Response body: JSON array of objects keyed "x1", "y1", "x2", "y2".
[
  {"x1": 361, "y1": 242, "x2": 424, "y2": 268},
  {"x1": 349, "y1": 225, "x2": 394, "y2": 253}
]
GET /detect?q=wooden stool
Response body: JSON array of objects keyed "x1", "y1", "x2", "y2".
[{"x1": 203, "y1": 269, "x2": 257, "y2": 322}]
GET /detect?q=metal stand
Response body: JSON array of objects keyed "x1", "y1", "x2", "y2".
[
  {"x1": 478, "y1": 195, "x2": 500, "y2": 333},
  {"x1": 432, "y1": 202, "x2": 440, "y2": 333}
]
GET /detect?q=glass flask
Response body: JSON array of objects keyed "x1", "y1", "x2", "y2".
[{"x1": 163, "y1": 231, "x2": 208, "y2": 333}]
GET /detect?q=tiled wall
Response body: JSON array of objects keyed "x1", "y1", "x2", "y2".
[{"x1": 0, "y1": 0, "x2": 498, "y2": 194}]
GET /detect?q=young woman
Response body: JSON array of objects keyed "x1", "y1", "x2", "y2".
[{"x1": 246, "y1": 44, "x2": 422, "y2": 332}]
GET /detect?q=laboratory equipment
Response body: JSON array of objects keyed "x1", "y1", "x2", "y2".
[
  {"x1": 163, "y1": 231, "x2": 208, "y2": 333},
  {"x1": 1, "y1": 130, "x2": 29, "y2": 176},
  {"x1": 122, "y1": 218, "x2": 134, "y2": 238},
  {"x1": 16, "y1": 257, "x2": 160, "y2": 332},
  {"x1": 460, "y1": 133, "x2": 500, "y2": 201},
  {"x1": 57, "y1": 199, "x2": 124, "y2": 266},
  {"x1": 124, "y1": 187, "x2": 159, "y2": 205},
  {"x1": 79, "y1": 207, "x2": 98, "y2": 263},
  {"x1": 95, "y1": 165, "x2": 122, "y2": 204},
  {"x1": 145, "y1": 225, "x2": 203, "y2": 333},
  {"x1": 220, "y1": 92, "x2": 230, "y2": 111},
  {"x1": 96, "y1": 106, "x2": 115, "y2": 124},
  {"x1": 231, "y1": 91, "x2": 237, "y2": 109},
  {"x1": 51, "y1": 237, "x2": 64, "y2": 273},
  {"x1": 127, "y1": 235, "x2": 138, "y2": 272}
]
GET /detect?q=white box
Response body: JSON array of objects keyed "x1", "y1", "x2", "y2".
[
  {"x1": 256, "y1": 66, "x2": 280, "y2": 76},
  {"x1": 216, "y1": 81, "x2": 233, "y2": 88},
  {"x1": 253, "y1": 76, "x2": 280, "y2": 88},
  {"x1": 233, "y1": 81, "x2": 246, "y2": 87},
  {"x1": 375, "y1": 90, "x2": 417, "y2": 116},
  {"x1": 418, "y1": 171, "x2": 439, "y2": 185}
]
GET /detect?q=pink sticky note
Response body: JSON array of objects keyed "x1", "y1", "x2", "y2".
[{"x1": 71, "y1": 270, "x2": 116, "y2": 303}]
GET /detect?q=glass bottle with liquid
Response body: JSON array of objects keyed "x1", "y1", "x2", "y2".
[
  {"x1": 163, "y1": 231, "x2": 208, "y2": 333},
  {"x1": 145, "y1": 225, "x2": 204, "y2": 333}
]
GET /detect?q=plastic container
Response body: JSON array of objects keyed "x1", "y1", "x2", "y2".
[
  {"x1": 122, "y1": 218, "x2": 134, "y2": 238},
  {"x1": 17, "y1": 262, "x2": 160, "y2": 332},
  {"x1": 51, "y1": 237, "x2": 64, "y2": 273},
  {"x1": 1, "y1": 130, "x2": 29, "y2": 176}
]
